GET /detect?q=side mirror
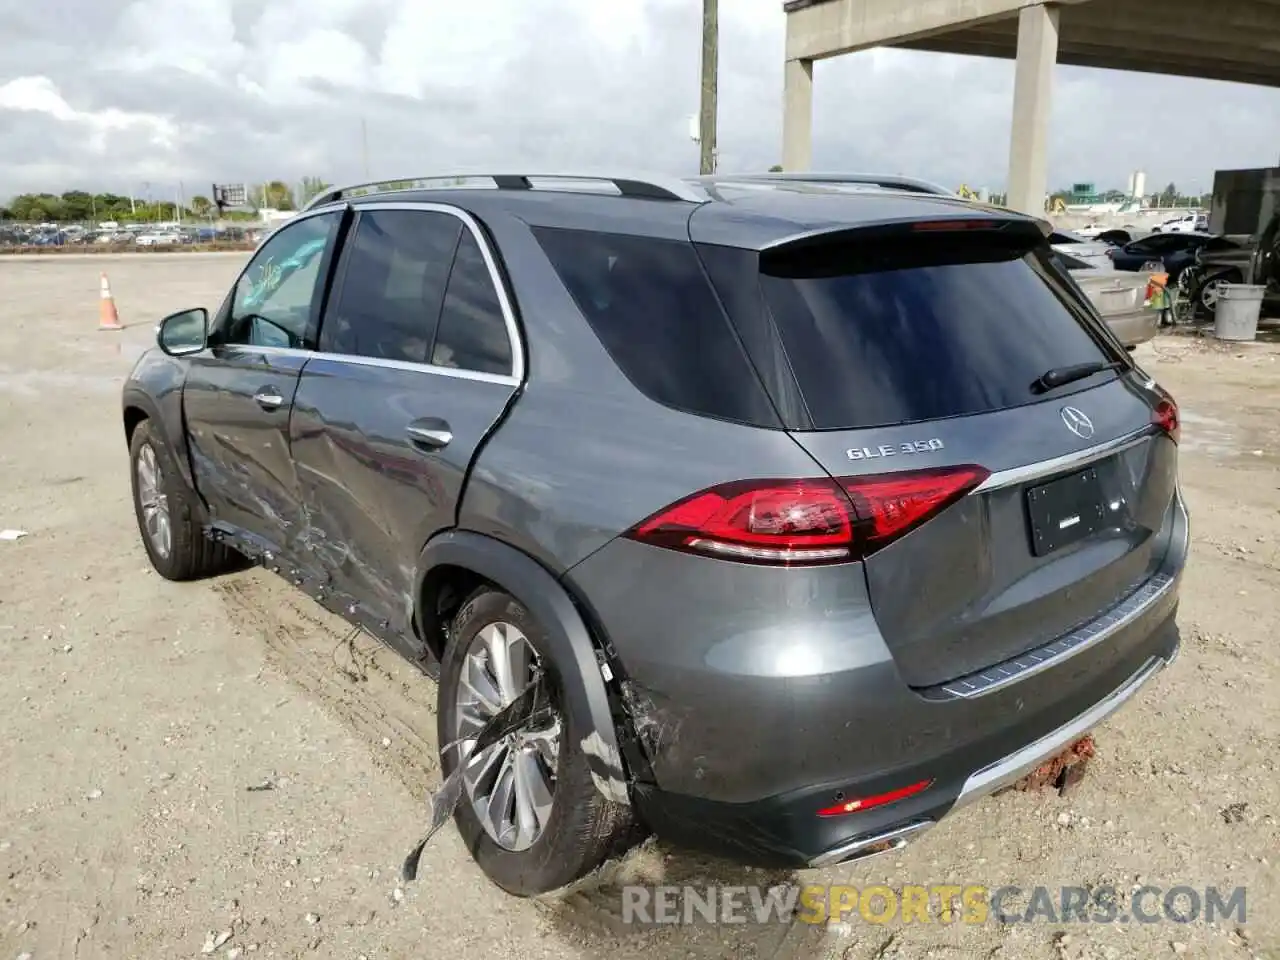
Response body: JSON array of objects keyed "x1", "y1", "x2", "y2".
[{"x1": 157, "y1": 308, "x2": 208, "y2": 357}]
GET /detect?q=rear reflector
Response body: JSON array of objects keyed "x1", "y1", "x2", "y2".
[
  {"x1": 626, "y1": 466, "x2": 989, "y2": 566},
  {"x1": 1154, "y1": 397, "x2": 1180, "y2": 444},
  {"x1": 817, "y1": 779, "x2": 933, "y2": 817}
]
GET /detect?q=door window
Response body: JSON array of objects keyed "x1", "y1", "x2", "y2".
[
  {"x1": 320, "y1": 209, "x2": 463, "y2": 362},
  {"x1": 224, "y1": 213, "x2": 340, "y2": 349},
  {"x1": 431, "y1": 231, "x2": 514, "y2": 376}
]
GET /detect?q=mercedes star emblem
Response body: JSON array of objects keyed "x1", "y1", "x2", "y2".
[{"x1": 1060, "y1": 406, "x2": 1095, "y2": 440}]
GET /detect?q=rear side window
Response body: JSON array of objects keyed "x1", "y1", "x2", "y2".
[
  {"x1": 322, "y1": 209, "x2": 461, "y2": 363},
  {"x1": 759, "y1": 239, "x2": 1115, "y2": 430},
  {"x1": 532, "y1": 227, "x2": 778, "y2": 426},
  {"x1": 431, "y1": 232, "x2": 513, "y2": 376}
]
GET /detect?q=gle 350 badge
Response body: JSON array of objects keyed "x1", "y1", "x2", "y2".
[{"x1": 846, "y1": 439, "x2": 944, "y2": 461}]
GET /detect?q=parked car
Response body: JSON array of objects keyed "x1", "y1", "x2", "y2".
[
  {"x1": 122, "y1": 172, "x2": 1187, "y2": 897},
  {"x1": 1184, "y1": 210, "x2": 1280, "y2": 317},
  {"x1": 1050, "y1": 234, "x2": 1161, "y2": 347},
  {"x1": 1152, "y1": 212, "x2": 1208, "y2": 234},
  {"x1": 1106, "y1": 231, "x2": 1233, "y2": 283},
  {"x1": 135, "y1": 232, "x2": 180, "y2": 246}
]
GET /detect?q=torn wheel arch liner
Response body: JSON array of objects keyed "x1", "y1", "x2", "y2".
[{"x1": 415, "y1": 529, "x2": 632, "y2": 804}]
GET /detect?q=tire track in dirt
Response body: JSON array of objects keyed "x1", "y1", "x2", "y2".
[{"x1": 211, "y1": 571, "x2": 441, "y2": 800}]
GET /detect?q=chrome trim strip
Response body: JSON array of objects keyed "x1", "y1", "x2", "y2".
[
  {"x1": 214, "y1": 345, "x2": 519, "y2": 386},
  {"x1": 935, "y1": 572, "x2": 1176, "y2": 699},
  {"x1": 309, "y1": 351, "x2": 519, "y2": 386},
  {"x1": 973, "y1": 427, "x2": 1153, "y2": 493},
  {"x1": 954, "y1": 654, "x2": 1169, "y2": 809},
  {"x1": 807, "y1": 820, "x2": 934, "y2": 869}
]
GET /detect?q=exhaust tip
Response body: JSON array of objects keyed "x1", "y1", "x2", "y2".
[{"x1": 808, "y1": 820, "x2": 934, "y2": 869}]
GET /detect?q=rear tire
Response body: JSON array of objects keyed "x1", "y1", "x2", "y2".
[
  {"x1": 129, "y1": 418, "x2": 238, "y2": 581},
  {"x1": 437, "y1": 587, "x2": 637, "y2": 896}
]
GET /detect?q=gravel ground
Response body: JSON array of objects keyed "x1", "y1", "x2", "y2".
[{"x1": 0, "y1": 254, "x2": 1276, "y2": 960}]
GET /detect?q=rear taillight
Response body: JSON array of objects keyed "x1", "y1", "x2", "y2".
[
  {"x1": 626, "y1": 466, "x2": 989, "y2": 566},
  {"x1": 1154, "y1": 397, "x2": 1180, "y2": 444},
  {"x1": 1105, "y1": 247, "x2": 1116, "y2": 259}
]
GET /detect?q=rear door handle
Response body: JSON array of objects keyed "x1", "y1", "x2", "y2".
[
  {"x1": 406, "y1": 418, "x2": 452, "y2": 450},
  {"x1": 253, "y1": 389, "x2": 284, "y2": 410}
]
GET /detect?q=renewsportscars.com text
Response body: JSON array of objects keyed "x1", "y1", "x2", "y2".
[{"x1": 620, "y1": 883, "x2": 1247, "y2": 927}]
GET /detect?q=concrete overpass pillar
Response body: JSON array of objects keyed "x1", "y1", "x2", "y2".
[
  {"x1": 1006, "y1": 3, "x2": 1059, "y2": 216},
  {"x1": 782, "y1": 58, "x2": 814, "y2": 171}
]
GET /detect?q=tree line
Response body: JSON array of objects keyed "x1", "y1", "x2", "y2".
[{"x1": 1, "y1": 177, "x2": 331, "y2": 222}]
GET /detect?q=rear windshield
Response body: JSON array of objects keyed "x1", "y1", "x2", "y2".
[{"x1": 759, "y1": 238, "x2": 1115, "y2": 430}]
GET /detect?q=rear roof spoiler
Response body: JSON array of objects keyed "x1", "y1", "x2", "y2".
[{"x1": 759, "y1": 213, "x2": 1048, "y2": 253}]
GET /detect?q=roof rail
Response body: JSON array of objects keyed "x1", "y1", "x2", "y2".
[
  {"x1": 302, "y1": 172, "x2": 710, "y2": 211},
  {"x1": 697, "y1": 172, "x2": 957, "y2": 198}
]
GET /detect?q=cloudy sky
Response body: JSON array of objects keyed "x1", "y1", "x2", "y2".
[{"x1": 1, "y1": 0, "x2": 1278, "y2": 201}]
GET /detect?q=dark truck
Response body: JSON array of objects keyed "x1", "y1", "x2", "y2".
[{"x1": 1185, "y1": 210, "x2": 1280, "y2": 318}]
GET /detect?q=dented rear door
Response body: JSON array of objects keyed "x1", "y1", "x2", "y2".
[{"x1": 290, "y1": 206, "x2": 521, "y2": 642}]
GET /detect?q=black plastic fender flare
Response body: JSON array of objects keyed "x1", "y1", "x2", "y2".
[
  {"x1": 122, "y1": 386, "x2": 200, "y2": 496},
  {"x1": 415, "y1": 530, "x2": 630, "y2": 806}
]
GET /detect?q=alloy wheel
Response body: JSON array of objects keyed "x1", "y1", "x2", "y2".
[
  {"x1": 454, "y1": 621, "x2": 560, "y2": 851},
  {"x1": 1201, "y1": 279, "x2": 1227, "y2": 311},
  {"x1": 136, "y1": 443, "x2": 172, "y2": 559}
]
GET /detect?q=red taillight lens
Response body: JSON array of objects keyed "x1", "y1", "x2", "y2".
[
  {"x1": 626, "y1": 466, "x2": 989, "y2": 566},
  {"x1": 910, "y1": 219, "x2": 996, "y2": 232},
  {"x1": 817, "y1": 778, "x2": 933, "y2": 817},
  {"x1": 838, "y1": 466, "x2": 989, "y2": 554},
  {"x1": 629, "y1": 479, "x2": 854, "y2": 565},
  {"x1": 1154, "y1": 397, "x2": 1180, "y2": 444}
]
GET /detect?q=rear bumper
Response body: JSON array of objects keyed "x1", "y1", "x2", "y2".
[
  {"x1": 629, "y1": 614, "x2": 1179, "y2": 868},
  {"x1": 567, "y1": 487, "x2": 1189, "y2": 868},
  {"x1": 1105, "y1": 308, "x2": 1159, "y2": 347}
]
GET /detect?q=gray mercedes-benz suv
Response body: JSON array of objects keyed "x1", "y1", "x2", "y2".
[{"x1": 122, "y1": 172, "x2": 1187, "y2": 897}]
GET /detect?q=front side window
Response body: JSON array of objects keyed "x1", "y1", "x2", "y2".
[
  {"x1": 430, "y1": 231, "x2": 513, "y2": 376},
  {"x1": 224, "y1": 213, "x2": 339, "y2": 349},
  {"x1": 321, "y1": 210, "x2": 462, "y2": 363}
]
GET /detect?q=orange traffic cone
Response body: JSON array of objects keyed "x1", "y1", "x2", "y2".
[{"x1": 98, "y1": 272, "x2": 123, "y2": 331}]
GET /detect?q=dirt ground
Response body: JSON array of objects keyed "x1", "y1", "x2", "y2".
[{"x1": 1, "y1": 253, "x2": 1276, "y2": 960}]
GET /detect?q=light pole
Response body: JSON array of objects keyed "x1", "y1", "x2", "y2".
[{"x1": 698, "y1": 0, "x2": 718, "y2": 175}]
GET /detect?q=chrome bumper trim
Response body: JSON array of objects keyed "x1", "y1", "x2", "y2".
[{"x1": 953, "y1": 652, "x2": 1171, "y2": 810}]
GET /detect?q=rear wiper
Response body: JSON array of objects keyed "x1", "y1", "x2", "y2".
[{"x1": 1031, "y1": 360, "x2": 1125, "y2": 394}]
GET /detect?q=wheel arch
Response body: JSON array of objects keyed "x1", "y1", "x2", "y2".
[{"x1": 415, "y1": 530, "x2": 631, "y2": 806}]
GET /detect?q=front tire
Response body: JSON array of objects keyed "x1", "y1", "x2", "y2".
[
  {"x1": 129, "y1": 418, "x2": 237, "y2": 580},
  {"x1": 437, "y1": 588, "x2": 637, "y2": 896}
]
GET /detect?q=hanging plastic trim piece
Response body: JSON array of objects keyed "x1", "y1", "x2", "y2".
[{"x1": 400, "y1": 672, "x2": 554, "y2": 882}]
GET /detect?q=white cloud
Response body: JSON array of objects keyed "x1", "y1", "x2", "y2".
[
  {"x1": 1, "y1": 0, "x2": 1278, "y2": 197},
  {"x1": 0, "y1": 75, "x2": 179, "y2": 154}
]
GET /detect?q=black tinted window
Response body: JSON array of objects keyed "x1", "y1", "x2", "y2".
[
  {"x1": 759, "y1": 240, "x2": 1113, "y2": 430},
  {"x1": 532, "y1": 227, "x2": 778, "y2": 426},
  {"x1": 431, "y1": 232, "x2": 512, "y2": 376},
  {"x1": 322, "y1": 210, "x2": 461, "y2": 362}
]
